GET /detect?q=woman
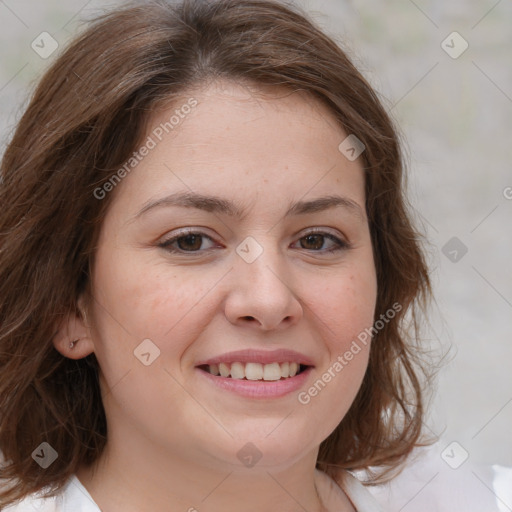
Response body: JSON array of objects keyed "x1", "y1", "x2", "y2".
[{"x1": 0, "y1": 0, "x2": 431, "y2": 510}]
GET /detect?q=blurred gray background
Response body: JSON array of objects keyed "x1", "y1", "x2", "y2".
[{"x1": 1, "y1": 0, "x2": 511, "y2": 508}]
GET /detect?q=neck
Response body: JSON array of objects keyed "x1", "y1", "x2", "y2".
[{"x1": 76, "y1": 434, "x2": 331, "y2": 512}]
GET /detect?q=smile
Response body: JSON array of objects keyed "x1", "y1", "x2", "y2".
[
  {"x1": 194, "y1": 349, "x2": 314, "y2": 398},
  {"x1": 199, "y1": 361, "x2": 309, "y2": 381}
]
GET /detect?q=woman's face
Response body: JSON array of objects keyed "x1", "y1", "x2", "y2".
[{"x1": 86, "y1": 80, "x2": 377, "y2": 471}]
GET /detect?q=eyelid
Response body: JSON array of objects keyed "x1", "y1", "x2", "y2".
[
  {"x1": 296, "y1": 226, "x2": 348, "y2": 241},
  {"x1": 292, "y1": 228, "x2": 350, "y2": 253},
  {"x1": 157, "y1": 226, "x2": 351, "y2": 255},
  {"x1": 158, "y1": 228, "x2": 218, "y2": 250}
]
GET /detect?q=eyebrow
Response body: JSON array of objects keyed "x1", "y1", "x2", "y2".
[{"x1": 133, "y1": 191, "x2": 365, "y2": 221}]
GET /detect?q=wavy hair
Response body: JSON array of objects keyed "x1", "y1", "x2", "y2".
[{"x1": 0, "y1": 0, "x2": 432, "y2": 506}]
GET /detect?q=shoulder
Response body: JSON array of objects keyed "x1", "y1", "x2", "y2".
[
  {"x1": 337, "y1": 471, "x2": 387, "y2": 512},
  {"x1": 2, "y1": 490, "x2": 59, "y2": 512},
  {"x1": 1, "y1": 475, "x2": 100, "y2": 512},
  {"x1": 314, "y1": 468, "x2": 386, "y2": 512}
]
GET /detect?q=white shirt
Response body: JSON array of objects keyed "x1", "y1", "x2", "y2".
[
  {"x1": 4, "y1": 457, "x2": 511, "y2": 511},
  {"x1": 3, "y1": 469, "x2": 384, "y2": 512}
]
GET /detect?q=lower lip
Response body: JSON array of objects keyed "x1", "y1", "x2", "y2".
[{"x1": 196, "y1": 367, "x2": 313, "y2": 399}]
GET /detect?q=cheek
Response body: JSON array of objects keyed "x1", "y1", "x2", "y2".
[
  {"x1": 297, "y1": 266, "x2": 376, "y2": 431},
  {"x1": 312, "y1": 265, "x2": 377, "y2": 352},
  {"x1": 89, "y1": 245, "x2": 219, "y2": 365}
]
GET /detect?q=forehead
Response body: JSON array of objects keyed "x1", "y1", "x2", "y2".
[
  {"x1": 141, "y1": 80, "x2": 355, "y2": 173},
  {"x1": 106, "y1": 79, "x2": 366, "y2": 222},
  {"x1": 168, "y1": 79, "x2": 339, "y2": 137}
]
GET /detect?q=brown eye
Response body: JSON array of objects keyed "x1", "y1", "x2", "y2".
[
  {"x1": 176, "y1": 234, "x2": 203, "y2": 251},
  {"x1": 300, "y1": 234, "x2": 325, "y2": 250},
  {"x1": 293, "y1": 231, "x2": 349, "y2": 254},
  {"x1": 158, "y1": 231, "x2": 216, "y2": 253},
  {"x1": 158, "y1": 229, "x2": 349, "y2": 256}
]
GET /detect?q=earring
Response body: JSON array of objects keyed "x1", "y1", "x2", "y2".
[{"x1": 69, "y1": 309, "x2": 88, "y2": 349}]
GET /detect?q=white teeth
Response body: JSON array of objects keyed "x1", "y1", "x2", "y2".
[
  {"x1": 205, "y1": 361, "x2": 304, "y2": 380},
  {"x1": 245, "y1": 362, "x2": 263, "y2": 380},
  {"x1": 230, "y1": 362, "x2": 245, "y2": 379},
  {"x1": 219, "y1": 362, "x2": 230, "y2": 377},
  {"x1": 263, "y1": 362, "x2": 282, "y2": 381}
]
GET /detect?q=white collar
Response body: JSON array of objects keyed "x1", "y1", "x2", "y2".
[{"x1": 17, "y1": 469, "x2": 383, "y2": 512}]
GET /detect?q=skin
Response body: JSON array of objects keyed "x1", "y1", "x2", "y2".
[{"x1": 54, "y1": 80, "x2": 378, "y2": 512}]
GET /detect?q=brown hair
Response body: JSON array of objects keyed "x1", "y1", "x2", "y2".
[{"x1": 0, "y1": 0, "x2": 432, "y2": 506}]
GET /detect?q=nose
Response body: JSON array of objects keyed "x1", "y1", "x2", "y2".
[{"x1": 223, "y1": 240, "x2": 303, "y2": 331}]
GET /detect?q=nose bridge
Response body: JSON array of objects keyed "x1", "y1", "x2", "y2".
[
  {"x1": 234, "y1": 234, "x2": 286, "y2": 288},
  {"x1": 225, "y1": 233, "x2": 302, "y2": 330}
]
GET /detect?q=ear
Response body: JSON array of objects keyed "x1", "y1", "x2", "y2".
[{"x1": 52, "y1": 297, "x2": 95, "y2": 360}]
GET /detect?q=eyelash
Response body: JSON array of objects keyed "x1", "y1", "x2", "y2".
[{"x1": 157, "y1": 228, "x2": 350, "y2": 255}]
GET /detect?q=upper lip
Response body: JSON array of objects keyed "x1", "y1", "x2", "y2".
[{"x1": 196, "y1": 349, "x2": 315, "y2": 367}]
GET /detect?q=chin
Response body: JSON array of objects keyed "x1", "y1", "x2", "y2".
[{"x1": 206, "y1": 429, "x2": 319, "y2": 472}]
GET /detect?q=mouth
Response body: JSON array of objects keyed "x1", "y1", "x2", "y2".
[
  {"x1": 194, "y1": 349, "x2": 314, "y2": 398},
  {"x1": 197, "y1": 362, "x2": 311, "y2": 381}
]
